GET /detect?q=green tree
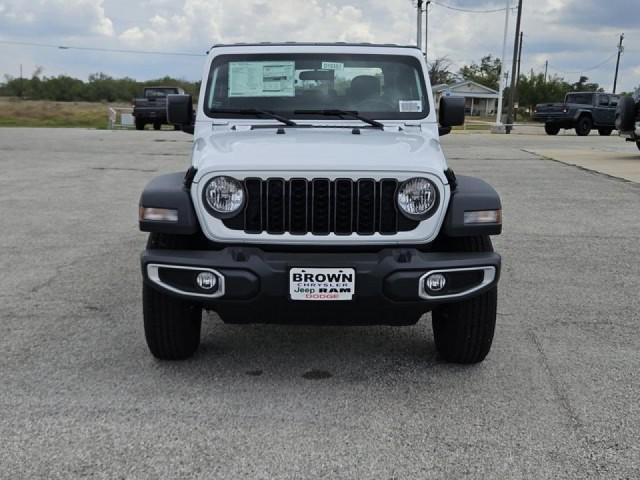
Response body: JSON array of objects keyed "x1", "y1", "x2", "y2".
[
  {"x1": 428, "y1": 56, "x2": 454, "y2": 86},
  {"x1": 459, "y1": 55, "x2": 502, "y2": 90},
  {"x1": 568, "y1": 75, "x2": 601, "y2": 92},
  {"x1": 0, "y1": 71, "x2": 200, "y2": 102},
  {"x1": 517, "y1": 73, "x2": 571, "y2": 111}
]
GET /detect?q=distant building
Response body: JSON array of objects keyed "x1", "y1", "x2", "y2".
[{"x1": 432, "y1": 80, "x2": 499, "y2": 117}]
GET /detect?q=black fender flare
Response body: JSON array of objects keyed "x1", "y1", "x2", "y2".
[
  {"x1": 139, "y1": 172, "x2": 200, "y2": 235},
  {"x1": 573, "y1": 109, "x2": 592, "y2": 123},
  {"x1": 443, "y1": 175, "x2": 502, "y2": 237}
]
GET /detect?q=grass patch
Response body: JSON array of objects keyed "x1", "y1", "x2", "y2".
[{"x1": 0, "y1": 98, "x2": 129, "y2": 128}]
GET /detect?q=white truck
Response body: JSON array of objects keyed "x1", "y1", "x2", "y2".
[{"x1": 138, "y1": 43, "x2": 503, "y2": 363}]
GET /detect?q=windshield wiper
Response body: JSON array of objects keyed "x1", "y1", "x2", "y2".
[
  {"x1": 211, "y1": 108, "x2": 298, "y2": 127},
  {"x1": 294, "y1": 109, "x2": 384, "y2": 130}
]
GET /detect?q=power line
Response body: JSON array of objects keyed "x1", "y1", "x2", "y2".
[
  {"x1": 432, "y1": 1, "x2": 515, "y2": 13},
  {"x1": 547, "y1": 52, "x2": 618, "y2": 75},
  {"x1": 0, "y1": 39, "x2": 205, "y2": 57}
]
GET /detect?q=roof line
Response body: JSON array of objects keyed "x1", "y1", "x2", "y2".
[{"x1": 209, "y1": 42, "x2": 420, "y2": 50}]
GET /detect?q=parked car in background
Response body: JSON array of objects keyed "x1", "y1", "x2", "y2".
[
  {"x1": 533, "y1": 92, "x2": 619, "y2": 136},
  {"x1": 615, "y1": 90, "x2": 640, "y2": 152},
  {"x1": 132, "y1": 86, "x2": 185, "y2": 130}
]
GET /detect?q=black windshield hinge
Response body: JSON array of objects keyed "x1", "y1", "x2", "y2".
[{"x1": 444, "y1": 168, "x2": 457, "y2": 191}]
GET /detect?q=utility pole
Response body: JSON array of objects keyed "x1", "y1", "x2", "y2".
[
  {"x1": 505, "y1": 0, "x2": 523, "y2": 134},
  {"x1": 544, "y1": 60, "x2": 548, "y2": 83},
  {"x1": 516, "y1": 31, "x2": 523, "y2": 83},
  {"x1": 416, "y1": 0, "x2": 423, "y2": 50},
  {"x1": 514, "y1": 31, "x2": 523, "y2": 122},
  {"x1": 613, "y1": 33, "x2": 624, "y2": 94},
  {"x1": 424, "y1": 1, "x2": 431, "y2": 60},
  {"x1": 496, "y1": 0, "x2": 511, "y2": 127},
  {"x1": 19, "y1": 64, "x2": 23, "y2": 99}
]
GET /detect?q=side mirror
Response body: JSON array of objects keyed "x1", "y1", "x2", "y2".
[
  {"x1": 438, "y1": 96, "x2": 465, "y2": 136},
  {"x1": 167, "y1": 94, "x2": 194, "y2": 129}
]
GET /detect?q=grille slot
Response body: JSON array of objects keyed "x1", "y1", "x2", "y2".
[
  {"x1": 334, "y1": 179, "x2": 353, "y2": 235},
  {"x1": 311, "y1": 179, "x2": 331, "y2": 235},
  {"x1": 289, "y1": 179, "x2": 308, "y2": 235},
  {"x1": 379, "y1": 179, "x2": 399, "y2": 234},
  {"x1": 356, "y1": 179, "x2": 376, "y2": 235},
  {"x1": 266, "y1": 178, "x2": 285, "y2": 234},
  {"x1": 243, "y1": 178, "x2": 263, "y2": 233},
  {"x1": 223, "y1": 178, "x2": 418, "y2": 235}
]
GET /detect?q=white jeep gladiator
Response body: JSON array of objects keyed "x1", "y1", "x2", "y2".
[{"x1": 138, "y1": 43, "x2": 503, "y2": 363}]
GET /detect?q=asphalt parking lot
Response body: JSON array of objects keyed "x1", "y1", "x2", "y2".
[{"x1": 1, "y1": 128, "x2": 639, "y2": 479}]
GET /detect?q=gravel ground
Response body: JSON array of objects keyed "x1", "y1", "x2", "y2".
[{"x1": 1, "y1": 128, "x2": 639, "y2": 479}]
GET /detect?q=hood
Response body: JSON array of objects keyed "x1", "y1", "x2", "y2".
[{"x1": 191, "y1": 126, "x2": 448, "y2": 183}]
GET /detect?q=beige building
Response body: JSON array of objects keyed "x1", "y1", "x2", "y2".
[{"x1": 432, "y1": 80, "x2": 499, "y2": 117}]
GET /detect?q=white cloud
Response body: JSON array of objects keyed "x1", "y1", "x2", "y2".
[
  {"x1": 0, "y1": 0, "x2": 114, "y2": 37},
  {"x1": 116, "y1": 0, "x2": 384, "y2": 48},
  {"x1": 0, "y1": 0, "x2": 638, "y2": 91}
]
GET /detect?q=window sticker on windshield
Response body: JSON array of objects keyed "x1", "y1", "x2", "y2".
[
  {"x1": 229, "y1": 61, "x2": 295, "y2": 97},
  {"x1": 321, "y1": 62, "x2": 344, "y2": 71},
  {"x1": 399, "y1": 100, "x2": 422, "y2": 113}
]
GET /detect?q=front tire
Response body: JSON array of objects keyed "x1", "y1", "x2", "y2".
[
  {"x1": 135, "y1": 119, "x2": 145, "y2": 131},
  {"x1": 153, "y1": 122, "x2": 161, "y2": 131},
  {"x1": 143, "y1": 284, "x2": 202, "y2": 360},
  {"x1": 544, "y1": 123, "x2": 560, "y2": 135},
  {"x1": 598, "y1": 128, "x2": 613, "y2": 136},
  {"x1": 142, "y1": 233, "x2": 203, "y2": 360},
  {"x1": 575, "y1": 116, "x2": 593, "y2": 136},
  {"x1": 636, "y1": 141, "x2": 640, "y2": 152},
  {"x1": 431, "y1": 235, "x2": 497, "y2": 364}
]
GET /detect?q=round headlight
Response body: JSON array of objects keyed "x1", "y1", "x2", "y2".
[
  {"x1": 203, "y1": 176, "x2": 245, "y2": 216},
  {"x1": 397, "y1": 177, "x2": 438, "y2": 219}
]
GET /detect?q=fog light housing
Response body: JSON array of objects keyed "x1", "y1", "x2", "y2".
[
  {"x1": 464, "y1": 209, "x2": 502, "y2": 225},
  {"x1": 425, "y1": 273, "x2": 447, "y2": 292},
  {"x1": 196, "y1": 272, "x2": 218, "y2": 291},
  {"x1": 139, "y1": 207, "x2": 178, "y2": 222}
]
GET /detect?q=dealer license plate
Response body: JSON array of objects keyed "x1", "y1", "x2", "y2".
[{"x1": 289, "y1": 268, "x2": 355, "y2": 301}]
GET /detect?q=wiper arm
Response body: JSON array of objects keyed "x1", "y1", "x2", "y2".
[
  {"x1": 211, "y1": 108, "x2": 298, "y2": 127},
  {"x1": 294, "y1": 109, "x2": 384, "y2": 130}
]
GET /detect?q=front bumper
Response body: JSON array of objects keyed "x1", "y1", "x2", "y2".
[{"x1": 141, "y1": 247, "x2": 501, "y2": 325}]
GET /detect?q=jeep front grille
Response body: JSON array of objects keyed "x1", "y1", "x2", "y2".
[{"x1": 223, "y1": 178, "x2": 419, "y2": 235}]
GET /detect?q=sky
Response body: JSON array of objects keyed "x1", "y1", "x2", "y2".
[{"x1": 0, "y1": 0, "x2": 638, "y2": 92}]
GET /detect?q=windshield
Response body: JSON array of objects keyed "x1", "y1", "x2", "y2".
[{"x1": 204, "y1": 53, "x2": 428, "y2": 120}]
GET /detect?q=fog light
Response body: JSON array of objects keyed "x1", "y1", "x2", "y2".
[
  {"x1": 196, "y1": 272, "x2": 218, "y2": 291},
  {"x1": 425, "y1": 273, "x2": 447, "y2": 292}
]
